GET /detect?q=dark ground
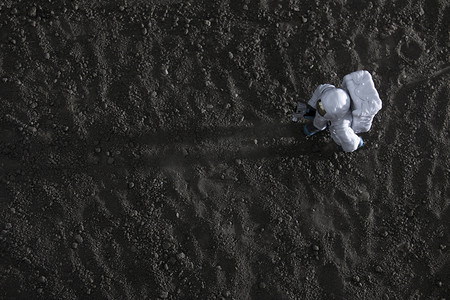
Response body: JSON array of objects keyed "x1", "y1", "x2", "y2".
[{"x1": 1, "y1": 0, "x2": 449, "y2": 299}]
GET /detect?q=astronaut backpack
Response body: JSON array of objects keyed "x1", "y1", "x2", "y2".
[{"x1": 341, "y1": 70, "x2": 382, "y2": 134}]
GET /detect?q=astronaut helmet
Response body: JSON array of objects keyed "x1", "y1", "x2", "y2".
[{"x1": 318, "y1": 88, "x2": 351, "y2": 119}]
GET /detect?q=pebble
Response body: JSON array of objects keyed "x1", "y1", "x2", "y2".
[
  {"x1": 204, "y1": 20, "x2": 211, "y2": 26},
  {"x1": 72, "y1": 242, "x2": 78, "y2": 249},
  {"x1": 38, "y1": 275, "x2": 47, "y2": 283},
  {"x1": 162, "y1": 241, "x2": 171, "y2": 250},
  {"x1": 258, "y1": 282, "x2": 266, "y2": 289},
  {"x1": 159, "y1": 291, "x2": 169, "y2": 299},
  {"x1": 107, "y1": 157, "x2": 114, "y2": 164},
  {"x1": 29, "y1": 7, "x2": 37, "y2": 17},
  {"x1": 312, "y1": 245, "x2": 319, "y2": 251},
  {"x1": 353, "y1": 275, "x2": 360, "y2": 282},
  {"x1": 176, "y1": 252, "x2": 185, "y2": 260},
  {"x1": 128, "y1": 182, "x2": 135, "y2": 189},
  {"x1": 74, "y1": 234, "x2": 83, "y2": 244},
  {"x1": 5, "y1": 223, "x2": 12, "y2": 229}
]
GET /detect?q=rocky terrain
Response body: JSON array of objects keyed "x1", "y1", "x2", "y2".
[{"x1": 0, "y1": 0, "x2": 449, "y2": 299}]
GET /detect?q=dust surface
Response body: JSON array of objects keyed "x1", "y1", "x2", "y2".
[{"x1": 1, "y1": 0, "x2": 449, "y2": 299}]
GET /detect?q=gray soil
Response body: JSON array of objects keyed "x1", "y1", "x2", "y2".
[{"x1": 1, "y1": 0, "x2": 449, "y2": 299}]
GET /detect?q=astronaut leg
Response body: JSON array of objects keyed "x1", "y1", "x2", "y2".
[
  {"x1": 304, "y1": 104, "x2": 316, "y2": 120},
  {"x1": 330, "y1": 126, "x2": 362, "y2": 152},
  {"x1": 304, "y1": 113, "x2": 328, "y2": 136},
  {"x1": 304, "y1": 123, "x2": 325, "y2": 136}
]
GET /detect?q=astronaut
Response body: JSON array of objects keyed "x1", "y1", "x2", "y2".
[
  {"x1": 303, "y1": 84, "x2": 363, "y2": 152},
  {"x1": 293, "y1": 71, "x2": 381, "y2": 152}
]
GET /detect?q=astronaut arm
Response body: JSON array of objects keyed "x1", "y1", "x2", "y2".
[
  {"x1": 313, "y1": 113, "x2": 329, "y2": 131},
  {"x1": 307, "y1": 84, "x2": 335, "y2": 108}
]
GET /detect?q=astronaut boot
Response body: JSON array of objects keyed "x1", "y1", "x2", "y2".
[
  {"x1": 357, "y1": 137, "x2": 364, "y2": 149},
  {"x1": 336, "y1": 137, "x2": 364, "y2": 152},
  {"x1": 303, "y1": 122, "x2": 325, "y2": 136}
]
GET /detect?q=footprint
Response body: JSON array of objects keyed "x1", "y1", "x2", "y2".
[{"x1": 400, "y1": 39, "x2": 423, "y2": 61}]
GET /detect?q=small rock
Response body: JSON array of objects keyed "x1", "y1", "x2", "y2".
[
  {"x1": 38, "y1": 276, "x2": 47, "y2": 283},
  {"x1": 44, "y1": 53, "x2": 50, "y2": 59},
  {"x1": 72, "y1": 242, "x2": 78, "y2": 249},
  {"x1": 128, "y1": 182, "x2": 135, "y2": 189},
  {"x1": 162, "y1": 241, "x2": 171, "y2": 250},
  {"x1": 159, "y1": 291, "x2": 169, "y2": 299},
  {"x1": 353, "y1": 275, "x2": 360, "y2": 282},
  {"x1": 177, "y1": 252, "x2": 186, "y2": 260},
  {"x1": 74, "y1": 234, "x2": 83, "y2": 244},
  {"x1": 5, "y1": 223, "x2": 12, "y2": 230},
  {"x1": 204, "y1": 20, "x2": 211, "y2": 26},
  {"x1": 258, "y1": 282, "x2": 266, "y2": 289},
  {"x1": 375, "y1": 266, "x2": 383, "y2": 273},
  {"x1": 119, "y1": 5, "x2": 125, "y2": 11},
  {"x1": 312, "y1": 245, "x2": 319, "y2": 251},
  {"x1": 29, "y1": 7, "x2": 37, "y2": 17}
]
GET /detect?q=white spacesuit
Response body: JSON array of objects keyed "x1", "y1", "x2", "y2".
[
  {"x1": 298, "y1": 71, "x2": 381, "y2": 152},
  {"x1": 305, "y1": 84, "x2": 363, "y2": 152}
]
